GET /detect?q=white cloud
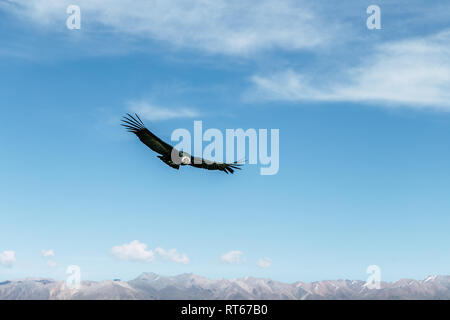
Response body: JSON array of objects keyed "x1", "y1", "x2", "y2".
[
  {"x1": 41, "y1": 249, "x2": 57, "y2": 268},
  {"x1": 256, "y1": 257, "x2": 272, "y2": 268},
  {"x1": 250, "y1": 69, "x2": 328, "y2": 102},
  {"x1": 249, "y1": 30, "x2": 450, "y2": 110},
  {"x1": 128, "y1": 100, "x2": 200, "y2": 121},
  {"x1": 0, "y1": 250, "x2": 16, "y2": 268},
  {"x1": 41, "y1": 249, "x2": 55, "y2": 257},
  {"x1": 221, "y1": 250, "x2": 245, "y2": 264},
  {"x1": 111, "y1": 240, "x2": 155, "y2": 262},
  {"x1": 155, "y1": 247, "x2": 189, "y2": 264},
  {"x1": 111, "y1": 241, "x2": 190, "y2": 264},
  {"x1": 4, "y1": 0, "x2": 334, "y2": 55},
  {"x1": 47, "y1": 260, "x2": 57, "y2": 268}
]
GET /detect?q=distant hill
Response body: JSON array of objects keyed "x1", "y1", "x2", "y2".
[{"x1": 1, "y1": 273, "x2": 449, "y2": 300}]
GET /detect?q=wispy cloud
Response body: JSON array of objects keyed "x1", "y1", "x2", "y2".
[
  {"x1": 41, "y1": 249, "x2": 57, "y2": 268},
  {"x1": 111, "y1": 240, "x2": 189, "y2": 264},
  {"x1": 155, "y1": 247, "x2": 189, "y2": 264},
  {"x1": 47, "y1": 260, "x2": 57, "y2": 268},
  {"x1": 256, "y1": 257, "x2": 272, "y2": 268},
  {"x1": 221, "y1": 250, "x2": 245, "y2": 264},
  {"x1": 127, "y1": 100, "x2": 200, "y2": 121},
  {"x1": 0, "y1": 250, "x2": 16, "y2": 268},
  {"x1": 3, "y1": 0, "x2": 336, "y2": 55},
  {"x1": 249, "y1": 30, "x2": 450, "y2": 110},
  {"x1": 41, "y1": 249, "x2": 55, "y2": 258}
]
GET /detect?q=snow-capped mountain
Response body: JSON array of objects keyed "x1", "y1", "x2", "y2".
[{"x1": 1, "y1": 273, "x2": 449, "y2": 300}]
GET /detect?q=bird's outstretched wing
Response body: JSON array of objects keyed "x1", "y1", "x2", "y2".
[
  {"x1": 189, "y1": 157, "x2": 243, "y2": 174},
  {"x1": 122, "y1": 113, "x2": 244, "y2": 174},
  {"x1": 121, "y1": 113, "x2": 173, "y2": 156}
]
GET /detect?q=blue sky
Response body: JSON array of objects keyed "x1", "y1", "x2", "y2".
[{"x1": 1, "y1": 0, "x2": 450, "y2": 283}]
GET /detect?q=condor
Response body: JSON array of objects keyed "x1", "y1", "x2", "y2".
[{"x1": 121, "y1": 113, "x2": 243, "y2": 174}]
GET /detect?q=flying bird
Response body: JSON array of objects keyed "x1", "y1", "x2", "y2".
[{"x1": 121, "y1": 113, "x2": 243, "y2": 174}]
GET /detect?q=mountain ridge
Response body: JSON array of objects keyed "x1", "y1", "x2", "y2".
[{"x1": 1, "y1": 273, "x2": 449, "y2": 300}]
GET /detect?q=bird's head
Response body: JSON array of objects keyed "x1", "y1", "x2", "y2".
[{"x1": 180, "y1": 155, "x2": 191, "y2": 165}]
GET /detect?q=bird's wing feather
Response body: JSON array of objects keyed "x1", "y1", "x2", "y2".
[
  {"x1": 121, "y1": 114, "x2": 174, "y2": 156},
  {"x1": 189, "y1": 156, "x2": 243, "y2": 174}
]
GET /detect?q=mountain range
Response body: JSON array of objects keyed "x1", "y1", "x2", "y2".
[{"x1": 1, "y1": 273, "x2": 449, "y2": 300}]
